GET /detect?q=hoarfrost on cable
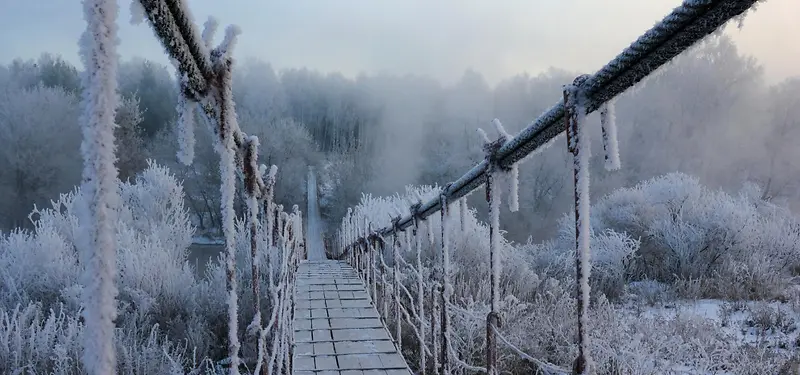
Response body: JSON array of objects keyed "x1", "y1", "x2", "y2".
[{"x1": 77, "y1": 0, "x2": 121, "y2": 373}]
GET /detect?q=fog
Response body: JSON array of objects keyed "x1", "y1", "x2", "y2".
[{"x1": 0, "y1": 0, "x2": 798, "y2": 244}]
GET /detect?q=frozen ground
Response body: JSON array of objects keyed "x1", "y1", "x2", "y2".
[{"x1": 612, "y1": 289, "x2": 800, "y2": 374}]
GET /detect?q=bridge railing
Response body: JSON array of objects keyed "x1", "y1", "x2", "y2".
[
  {"x1": 131, "y1": 2, "x2": 307, "y2": 373},
  {"x1": 335, "y1": 1, "x2": 761, "y2": 374},
  {"x1": 78, "y1": 0, "x2": 305, "y2": 374}
]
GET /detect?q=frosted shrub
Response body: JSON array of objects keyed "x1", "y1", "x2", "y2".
[
  {"x1": 523, "y1": 227, "x2": 639, "y2": 302},
  {"x1": 0, "y1": 161, "x2": 239, "y2": 372},
  {"x1": 351, "y1": 185, "x2": 538, "y2": 302},
  {"x1": 343, "y1": 178, "x2": 799, "y2": 373},
  {"x1": 0, "y1": 227, "x2": 80, "y2": 309},
  {"x1": 591, "y1": 172, "x2": 800, "y2": 299},
  {"x1": 0, "y1": 302, "x2": 215, "y2": 375}
]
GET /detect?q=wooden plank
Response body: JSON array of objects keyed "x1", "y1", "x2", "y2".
[{"x1": 293, "y1": 260, "x2": 413, "y2": 375}]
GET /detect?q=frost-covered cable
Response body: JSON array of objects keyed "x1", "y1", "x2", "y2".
[
  {"x1": 600, "y1": 100, "x2": 621, "y2": 171},
  {"x1": 439, "y1": 193, "x2": 452, "y2": 374},
  {"x1": 485, "y1": 154, "x2": 502, "y2": 375},
  {"x1": 564, "y1": 76, "x2": 594, "y2": 374},
  {"x1": 393, "y1": 232, "x2": 402, "y2": 347},
  {"x1": 451, "y1": 347, "x2": 488, "y2": 373},
  {"x1": 397, "y1": 302, "x2": 433, "y2": 359},
  {"x1": 378, "y1": 237, "x2": 390, "y2": 322},
  {"x1": 136, "y1": 0, "x2": 207, "y2": 96},
  {"x1": 370, "y1": 234, "x2": 378, "y2": 302},
  {"x1": 339, "y1": 0, "x2": 760, "y2": 248},
  {"x1": 431, "y1": 281, "x2": 440, "y2": 374},
  {"x1": 163, "y1": 0, "x2": 212, "y2": 74},
  {"x1": 413, "y1": 220, "x2": 427, "y2": 375},
  {"x1": 491, "y1": 325, "x2": 569, "y2": 375},
  {"x1": 245, "y1": 136, "x2": 261, "y2": 332},
  {"x1": 215, "y1": 55, "x2": 242, "y2": 375},
  {"x1": 77, "y1": 0, "x2": 121, "y2": 373},
  {"x1": 268, "y1": 217, "x2": 292, "y2": 373}
]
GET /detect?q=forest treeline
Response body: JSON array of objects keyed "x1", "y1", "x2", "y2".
[{"x1": 1, "y1": 34, "x2": 798, "y2": 242}]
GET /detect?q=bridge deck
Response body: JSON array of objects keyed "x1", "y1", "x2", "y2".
[{"x1": 293, "y1": 260, "x2": 412, "y2": 375}]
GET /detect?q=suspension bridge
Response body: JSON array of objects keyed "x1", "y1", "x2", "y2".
[{"x1": 75, "y1": 0, "x2": 763, "y2": 374}]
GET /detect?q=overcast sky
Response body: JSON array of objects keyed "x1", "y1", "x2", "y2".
[{"x1": 1, "y1": 0, "x2": 797, "y2": 86}]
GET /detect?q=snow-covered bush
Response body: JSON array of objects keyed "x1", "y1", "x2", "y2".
[
  {"x1": 0, "y1": 302, "x2": 218, "y2": 375},
  {"x1": 342, "y1": 174, "x2": 800, "y2": 373},
  {"x1": 585, "y1": 172, "x2": 800, "y2": 300},
  {"x1": 349, "y1": 185, "x2": 539, "y2": 303},
  {"x1": 523, "y1": 227, "x2": 640, "y2": 302},
  {"x1": 0, "y1": 161, "x2": 295, "y2": 373}
]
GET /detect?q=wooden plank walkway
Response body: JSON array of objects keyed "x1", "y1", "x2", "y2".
[{"x1": 293, "y1": 260, "x2": 412, "y2": 375}]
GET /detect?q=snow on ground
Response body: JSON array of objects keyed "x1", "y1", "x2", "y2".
[
  {"x1": 614, "y1": 290, "x2": 800, "y2": 374},
  {"x1": 636, "y1": 298, "x2": 800, "y2": 350}
]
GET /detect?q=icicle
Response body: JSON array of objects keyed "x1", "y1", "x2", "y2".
[
  {"x1": 564, "y1": 77, "x2": 594, "y2": 374},
  {"x1": 600, "y1": 100, "x2": 621, "y2": 171},
  {"x1": 427, "y1": 217, "x2": 434, "y2": 246},
  {"x1": 459, "y1": 197, "x2": 467, "y2": 232},
  {"x1": 77, "y1": 0, "x2": 121, "y2": 373},
  {"x1": 202, "y1": 16, "x2": 219, "y2": 49},
  {"x1": 267, "y1": 165, "x2": 278, "y2": 185},
  {"x1": 175, "y1": 75, "x2": 196, "y2": 165},
  {"x1": 507, "y1": 163, "x2": 519, "y2": 212}
]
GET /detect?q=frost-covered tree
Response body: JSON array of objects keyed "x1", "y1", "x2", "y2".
[
  {"x1": 0, "y1": 85, "x2": 82, "y2": 229},
  {"x1": 117, "y1": 59, "x2": 177, "y2": 138}
]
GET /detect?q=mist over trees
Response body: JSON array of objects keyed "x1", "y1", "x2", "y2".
[{"x1": 0, "y1": 34, "x2": 797, "y2": 242}]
